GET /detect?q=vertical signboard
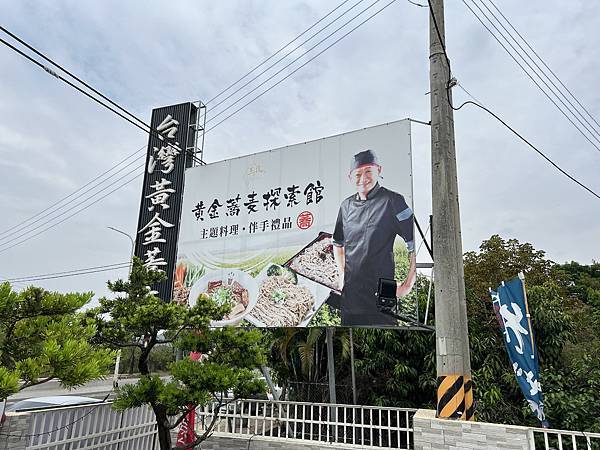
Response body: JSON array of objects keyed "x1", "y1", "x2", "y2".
[
  {"x1": 135, "y1": 102, "x2": 197, "y2": 301},
  {"x1": 175, "y1": 120, "x2": 416, "y2": 327}
]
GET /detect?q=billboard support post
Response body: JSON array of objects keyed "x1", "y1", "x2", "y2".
[
  {"x1": 326, "y1": 327, "x2": 336, "y2": 404},
  {"x1": 349, "y1": 328, "x2": 357, "y2": 405},
  {"x1": 429, "y1": 0, "x2": 473, "y2": 420}
]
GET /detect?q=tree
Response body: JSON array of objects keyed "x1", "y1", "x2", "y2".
[
  {"x1": 268, "y1": 327, "x2": 350, "y2": 403},
  {"x1": 0, "y1": 283, "x2": 114, "y2": 401},
  {"x1": 90, "y1": 259, "x2": 267, "y2": 450}
]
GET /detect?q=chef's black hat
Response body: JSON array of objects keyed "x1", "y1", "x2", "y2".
[{"x1": 350, "y1": 149, "x2": 379, "y2": 172}]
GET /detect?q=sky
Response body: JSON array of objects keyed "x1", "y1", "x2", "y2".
[{"x1": 0, "y1": 0, "x2": 598, "y2": 301}]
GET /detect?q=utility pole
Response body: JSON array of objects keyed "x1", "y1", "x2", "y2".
[{"x1": 429, "y1": 0, "x2": 473, "y2": 420}]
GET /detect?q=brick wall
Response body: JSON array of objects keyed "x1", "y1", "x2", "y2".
[
  {"x1": 0, "y1": 412, "x2": 30, "y2": 450},
  {"x1": 412, "y1": 409, "x2": 532, "y2": 450}
]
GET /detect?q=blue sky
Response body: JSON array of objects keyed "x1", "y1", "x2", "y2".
[{"x1": 1, "y1": 0, "x2": 598, "y2": 299}]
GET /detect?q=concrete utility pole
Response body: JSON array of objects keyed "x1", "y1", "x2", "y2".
[{"x1": 429, "y1": 0, "x2": 473, "y2": 420}]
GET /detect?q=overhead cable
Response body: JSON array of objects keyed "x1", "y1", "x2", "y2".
[
  {"x1": 0, "y1": 0, "x2": 398, "y2": 251},
  {"x1": 206, "y1": 0, "x2": 354, "y2": 104},
  {"x1": 2, "y1": 262, "x2": 131, "y2": 284},
  {"x1": 426, "y1": 0, "x2": 600, "y2": 201},
  {"x1": 206, "y1": 0, "x2": 399, "y2": 132},
  {"x1": 207, "y1": 0, "x2": 369, "y2": 115},
  {"x1": 461, "y1": 0, "x2": 600, "y2": 153}
]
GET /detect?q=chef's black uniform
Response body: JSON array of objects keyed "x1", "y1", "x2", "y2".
[{"x1": 332, "y1": 183, "x2": 414, "y2": 326}]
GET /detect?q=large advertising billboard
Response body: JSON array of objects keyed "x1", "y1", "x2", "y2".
[{"x1": 175, "y1": 120, "x2": 415, "y2": 327}]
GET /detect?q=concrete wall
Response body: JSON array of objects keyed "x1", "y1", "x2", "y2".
[
  {"x1": 0, "y1": 412, "x2": 30, "y2": 450},
  {"x1": 200, "y1": 434, "x2": 377, "y2": 450},
  {"x1": 412, "y1": 409, "x2": 533, "y2": 450}
]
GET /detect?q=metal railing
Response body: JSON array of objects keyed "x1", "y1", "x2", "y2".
[
  {"x1": 529, "y1": 427, "x2": 600, "y2": 450},
  {"x1": 195, "y1": 399, "x2": 416, "y2": 449},
  {"x1": 25, "y1": 402, "x2": 157, "y2": 450}
]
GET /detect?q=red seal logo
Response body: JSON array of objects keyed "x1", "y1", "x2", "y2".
[{"x1": 296, "y1": 211, "x2": 314, "y2": 230}]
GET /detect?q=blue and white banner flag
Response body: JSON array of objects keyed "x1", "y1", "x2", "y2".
[{"x1": 490, "y1": 274, "x2": 549, "y2": 427}]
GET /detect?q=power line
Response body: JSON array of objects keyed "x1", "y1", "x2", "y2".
[
  {"x1": 461, "y1": 0, "x2": 600, "y2": 153},
  {"x1": 0, "y1": 170, "x2": 143, "y2": 255},
  {"x1": 486, "y1": 0, "x2": 600, "y2": 133},
  {"x1": 206, "y1": 0, "x2": 399, "y2": 133},
  {"x1": 0, "y1": 25, "x2": 149, "y2": 132},
  {"x1": 206, "y1": 0, "x2": 354, "y2": 104},
  {"x1": 207, "y1": 0, "x2": 369, "y2": 115},
  {"x1": 477, "y1": 0, "x2": 600, "y2": 142},
  {"x1": 2, "y1": 262, "x2": 131, "y2": 283},
  {"x1": 0, "y1": 161, "x2": 144, "y2": 251},
  {"x1": 0, "y1": 1, "x2": 398, "y2": 252},
  {"x1": 205, "y1": 0, "x2": 383, "y2": 127},
  {"x1": 0, "y1": 149, "x2": 145, "y2": 245},
  {"x1": 0, "y1": 3, "x2": 372, "y2": 246},
  {"x1": 0, "y1": 145, "x2": 145, "y2": 237},
  {"x1": 0, "y1": 32, "x2": 203, "y2": 167},
  {"x1": 426, "y1": 0, "x2": 600, "y2": 201}
]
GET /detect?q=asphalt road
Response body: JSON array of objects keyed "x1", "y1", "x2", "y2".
[{"x1": 5, "y1": 377, "x2": 143, "y2": 406}]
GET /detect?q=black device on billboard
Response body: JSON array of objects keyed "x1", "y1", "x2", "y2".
[{"x1": 376, "y1": 278, "x2": 398, "y2": 310}]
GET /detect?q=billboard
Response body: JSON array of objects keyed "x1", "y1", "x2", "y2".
[
  {"x1": 134, "y1": 102, "x2": 197, "y2": 301},
  {"x1": 175, "y1": 120, "x2": 415, "y2": 327}
]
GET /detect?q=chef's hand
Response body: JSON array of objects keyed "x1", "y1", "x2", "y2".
[{"x1": 396, "y1": 253, "x2": 416, "y2": 298}]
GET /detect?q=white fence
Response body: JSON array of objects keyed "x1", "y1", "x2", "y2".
[
  {"x1": 25, "y1": 402, "x2": 157, "y2": 450},
  {"x1": 529, "y1": 427, "x2": 600, "y2": 450},
  {"x1": 195, "y1": 399, "x2": 416, "y2": 449},
  {"x1": 3, "y1": 399, "x2": 598, "y2": 450}
]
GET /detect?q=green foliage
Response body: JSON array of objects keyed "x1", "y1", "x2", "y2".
[
  {"x1": 92, "y1": 258, "x2": 267, "y2": 450},
  {"x1": 0, "y1": 283, "x2": 114, "y2": 401},
  {"x1": 267, "y1": 235, "x2": 600, "y2": 433}
]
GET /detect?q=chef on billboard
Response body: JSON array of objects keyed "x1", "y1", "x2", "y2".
[{"x1": 332, "y1": 149, "x2": 416, "y2": 326}]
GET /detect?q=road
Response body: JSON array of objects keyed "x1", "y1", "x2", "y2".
[{"x1": 5, "y1": 377, "x2": 146, "y2": 406}]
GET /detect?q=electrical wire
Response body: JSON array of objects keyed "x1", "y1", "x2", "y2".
[
  {"x1": 206, "y1": 0, "x2": 369, "y2": 116},
  {"x1": 426, "y1": 0, "x2": 600, "y2": 201},
  {"x1": 206, "y1": 0, "x2": 398, "y2": 133},
  {"x1": 486, "y1": 0, "x2": 600, "y2": 133},
  {"x1": 473, "y1": 0, "x2": 600, "y2": 143},
  {"x1": 0, "y1": 32, "x2": 203, "y2": 167},
  {"x1": 205, "y1": 0, "x2": 383, "y2": 127},
  {"x1": 0, "y1": 161, "x2": 144, "y2": 252},
  {"x1": 2, "y1": 262, "x2": 131, "y2": 284},
  {"x1": 0, "y1": 25, "x2": 149, "y2": 132},
  {"x1": 0, "y1": 170, "x2": 143, "y2": 255},
  {"x1": 0, "y1": 146, "x2": 145, "y2": 237},
  {"x1": 206, "y1": 0, "x2": 354, "y2": 104},
  {"x1": 461, "y1": 0, "x2": 600, "y2": 152},
  {"x1": 0, "y1": 0, "x2": 398, "y2": 253},
  {"x1": 0, "y1": 3, "x2": 378, "y2": 249},
  {"x1": 0, "y1": 152, "x2": 145, "y2": 245}
]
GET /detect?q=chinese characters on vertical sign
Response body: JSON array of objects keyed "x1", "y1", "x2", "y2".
[{"x1": 134, "y1": 103, "x2": 197, "y2": 301}]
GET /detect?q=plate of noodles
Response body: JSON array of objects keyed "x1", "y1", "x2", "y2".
[
  {"x1": 188, "y1": 269, "x2": 258, "y2": 327},
  {"x1": 246, "y1": 263, "x2": 316, "y2": 327}
]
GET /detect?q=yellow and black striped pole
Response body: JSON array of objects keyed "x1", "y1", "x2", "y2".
[
  {"x1": 436, "y1": 375, "x2": 474, "y2": 421},
  {"x1": 429, "y1": 0, "x2": 474, "y2": 422}
]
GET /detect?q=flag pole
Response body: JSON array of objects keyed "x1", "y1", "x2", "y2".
[{"x1": 518, "y1": 272, "x2": 536, "y2": 354}]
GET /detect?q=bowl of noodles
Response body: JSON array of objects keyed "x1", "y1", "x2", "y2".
[
  {"x1": 188, "y1": 269, "x2": 259, "y2": 327},
  {"x1": 247, "y1": 264, "x2": 316, "y2": 327}
]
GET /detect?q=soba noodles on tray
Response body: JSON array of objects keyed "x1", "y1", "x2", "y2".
[
  {"x1": 287, "y1": 233, "x2": 341, "y2": 292},
  {"x1": 252, "y1": 266, "x2": 315, "y2": 327}
]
